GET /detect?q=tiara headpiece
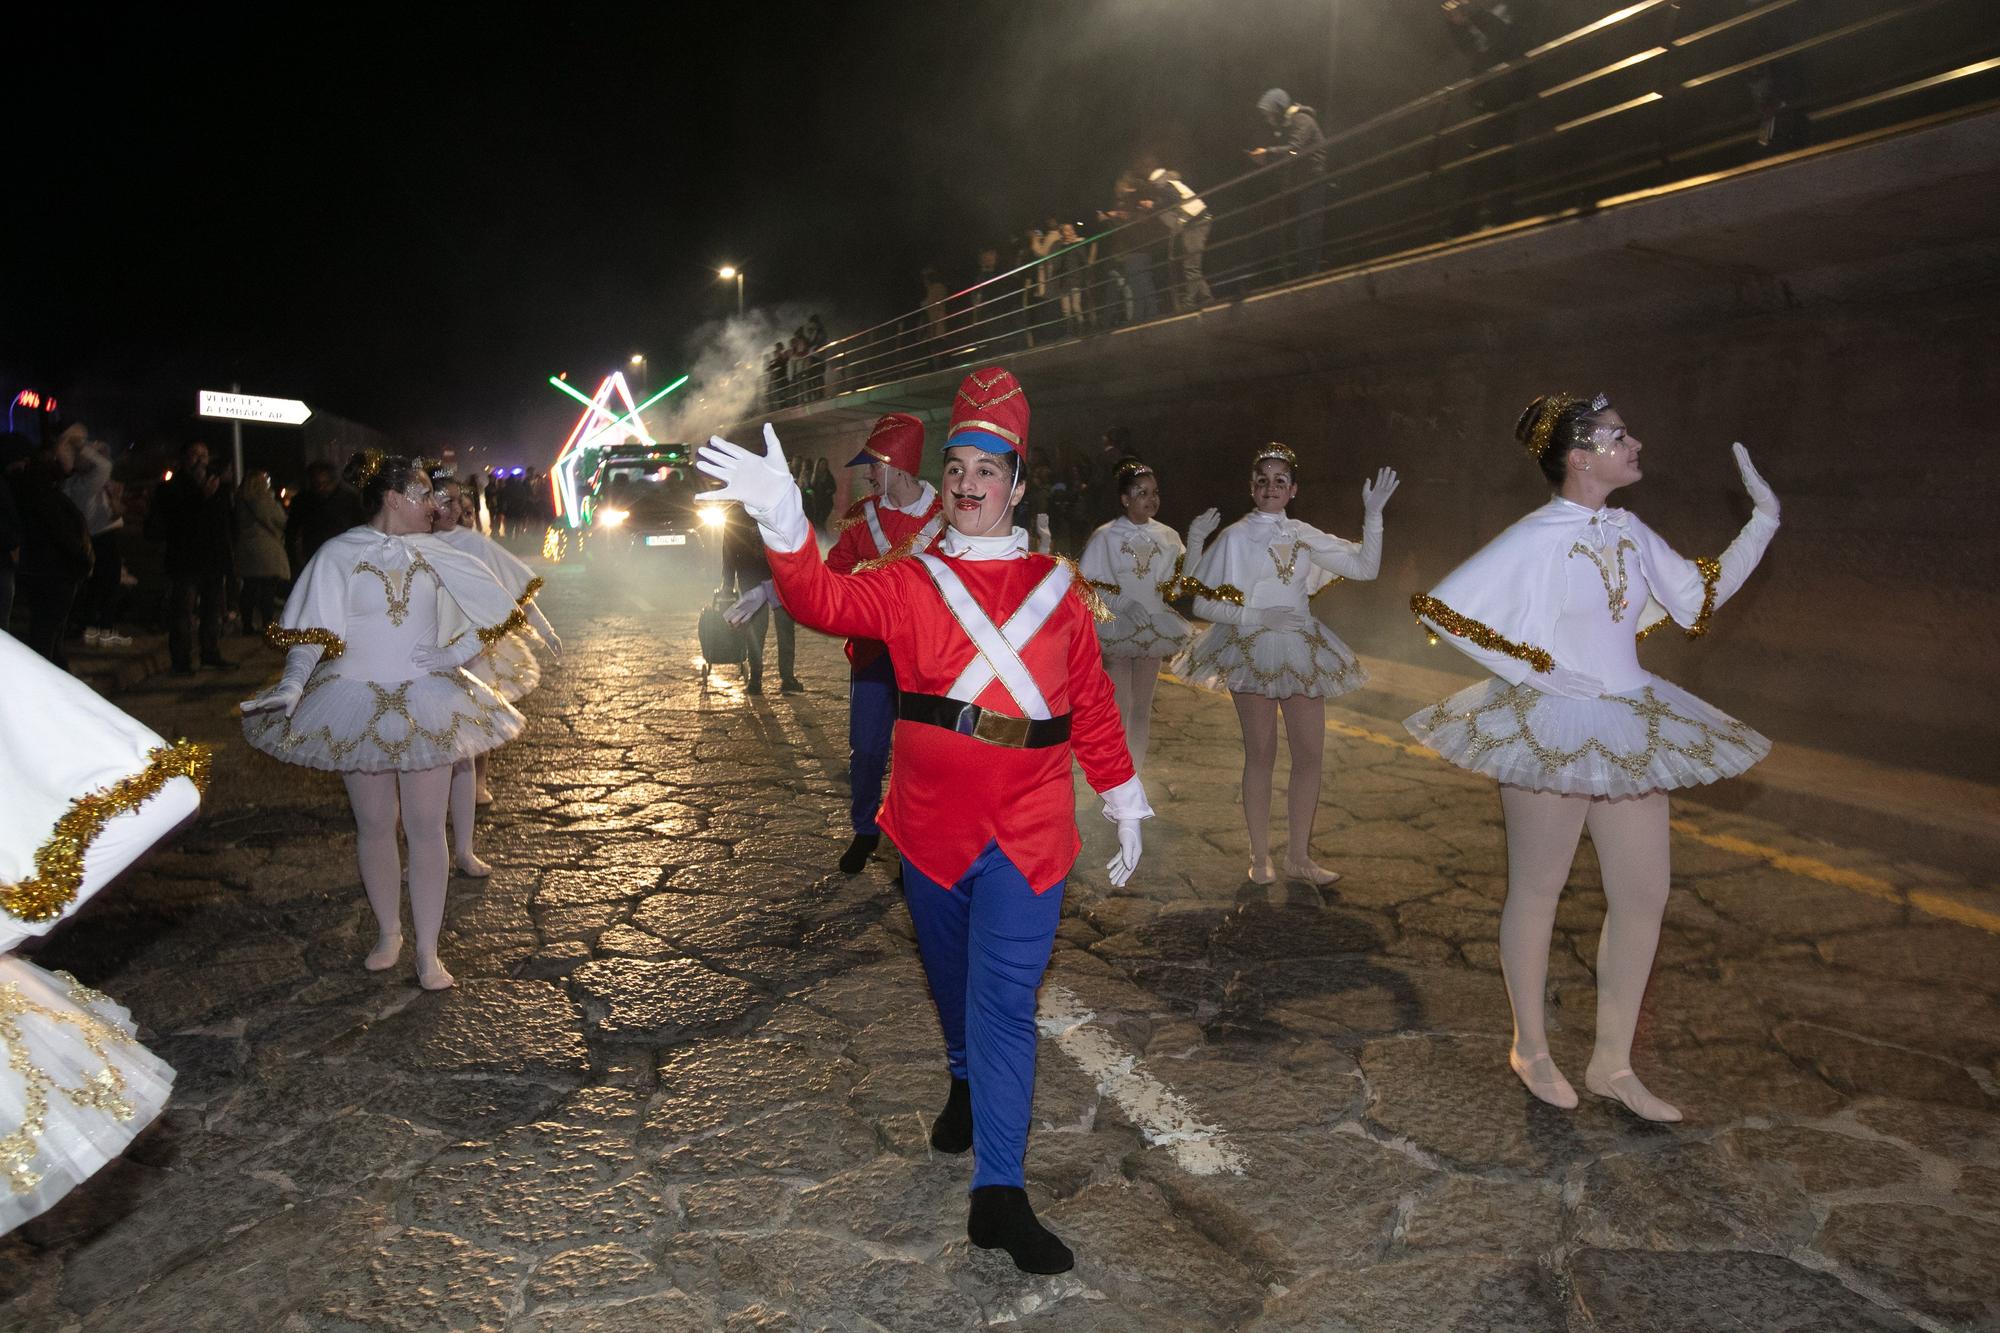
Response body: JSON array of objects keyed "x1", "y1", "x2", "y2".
[
  {"x1": 1114, "y1": 458, "x2": 1154, "y2": 479},
  {"x1": 1253, "y1": 443, "x2": 1297, "y2": 468},
  {"x1": 1525, "y1": 393, "x2": 1611, "y2": 459}
]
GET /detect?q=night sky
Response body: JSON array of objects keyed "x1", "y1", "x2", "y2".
[{"x1": 10, "y1": 2, "x2": 1473, "y2": 465}]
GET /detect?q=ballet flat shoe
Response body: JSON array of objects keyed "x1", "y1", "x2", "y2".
[
  {"x1": 1283, "y1": 859, "x2": 1342, "y2": 887},
  {"x1": 1585, "y1": 1067, "x2": 1682, "y2": 1123},
  {"x1": 364, "y1": 935, "x2": 404, "y2": 972},
  {"x1": 1509, "y1": 1048, "x2": 1579, "y2": 1109},
  {"x1": 455, "y1": 853, "x2": 493, "y2": 878},
  {"x1": 1247, "y1": 857, "x2": 1277, "y2": 885},
  {"x1": 417, "y1": 959, "x2": 456, "y2": 991}
]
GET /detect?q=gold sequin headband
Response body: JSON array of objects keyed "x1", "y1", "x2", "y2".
[
  {"x1": 1526, "y1": 393, "x2": 1610, "y2": 459},
  {"x1": 353, "y1": 448, "x2": 384, "y2": 487},
  {"x1": 1253, "y1": 443, "x2": 1297, "y2": 468},
  {"x1": 1114, "y1": 459, "x2": 1154, "y2": 480}
]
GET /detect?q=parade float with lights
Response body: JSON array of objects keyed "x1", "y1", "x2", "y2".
[{"x1": 540, "y1": 368, "x2": 718, "y2": 563}]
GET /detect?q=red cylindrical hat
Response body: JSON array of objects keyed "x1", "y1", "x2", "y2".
[
  {"x1": 848, "y1": 412, "x2": 926, "y2": 475},
  {"x1": 944, "y1": 366, "x2": 1029, "y2": 461}
]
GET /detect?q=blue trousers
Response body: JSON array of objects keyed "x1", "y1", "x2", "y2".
[
  {"x1": 903, "y1": 842, "x2": 1065, "y2": 1189},
  {"x1": 848, "y1": 655, "x2": 897, "y2": 835}
]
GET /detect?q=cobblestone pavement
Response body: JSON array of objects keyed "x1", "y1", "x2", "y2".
[{"x1": 4, "y1": 563, "x2": 1998, "y2": 1332}]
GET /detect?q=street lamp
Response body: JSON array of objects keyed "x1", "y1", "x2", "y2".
[
  {"x1": 629, "y1": 353, "x2": 647, "y2": 393},
  {"x1": 718, "y1": 265, "x2": 744, "y2": 317}
]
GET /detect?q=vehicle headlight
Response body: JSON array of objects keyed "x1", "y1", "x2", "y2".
[
  {"x1": 698, "y1": 506, "x2": 727, "y2": 529},
  {"x1": 596, "y1": 507, "x2": 630, "y2": 528}
]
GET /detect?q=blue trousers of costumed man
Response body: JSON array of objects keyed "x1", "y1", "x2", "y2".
[
  {"x1": 901, "y1": 842, "x2": 1065, "y2": 1187},
  {"x1": 848, "y1": 655, "x2": 897, "y2": 836}
]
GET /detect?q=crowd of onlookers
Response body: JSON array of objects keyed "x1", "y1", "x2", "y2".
[
  {"x1": 763, "y1": 314, "x2": 829, "y2": 411},
  {"x1": 1, "y1": 423, "x2": 548, "y2": 677}
]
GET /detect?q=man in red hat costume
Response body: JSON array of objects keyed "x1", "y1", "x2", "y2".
[
  {"x1": 698, "y1": 368, "x2": 1150, "y2": 1274},
  {"x1": 823, "y1": 412, "x2": 945, "y2": 874}
]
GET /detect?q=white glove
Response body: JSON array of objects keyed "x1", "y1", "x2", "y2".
[
  {"x1": 1107, "y1": 819, "x2": 1143, "y2": 887},
  {"x1": 239, "y1": 678, "x2": 304, "y2": 718},
  {"x1": 1188, "y1": 508, "x2": 1222, "y2": 546},
  {"x1": 696, "y1": 424, "x2": 810, "y2": 555},
  {"x1": 527, "y1": 604, "x2": 561, "y2": 658},
  {"x1": 542, "y1": 629, "x2": 563, "y2": 659},
  {"x1": 1525, "y1": 666, "x2": 1606, "y2": 700},
  {"x1": 724, "y1": 582, "x2": 769, "y2": 626},
  {"x1": 1733, "y1": 443, "x2": 1778, "y2": 522},
  {"x1": 1362, "y1": 466, "x2": 1399, "y2": 521},
  {"x1": 414, "y1": 634, "x2": 485, "y2": 673},
  {"x1": 1256, "y1": 606, "x2": 1313, "y2": 632},
  {"x1": 240, "y1": 644, "x2": 322, "y2": 717},
  {"x1": 1034, "y1": 513, "x2": 1053, "y2": 554}
]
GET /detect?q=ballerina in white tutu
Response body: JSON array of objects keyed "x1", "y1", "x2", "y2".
[
  {"x1": 1172, "y1": 444, "x2": 1398, "y2": 886},
  {"x1": 429, "y1": 475, "x2": 561, "y2": 876},
  {"x1": 1406, "y1": 393, "x2": 1780, "y2": 1122},
  {"x1": 2, "y1": 630, "x2": 208, "y2": 1234},
  {"x1": 1077, "y1": 460, "x2": 1218, "y2": 773},
  {"x1": 241, "y1": 452, "x2": 526, "y2": 990}
]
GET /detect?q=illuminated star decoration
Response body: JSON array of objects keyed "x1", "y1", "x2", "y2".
[{"x1": 546, "y1": 370, "x2": 690, "y2": 526}]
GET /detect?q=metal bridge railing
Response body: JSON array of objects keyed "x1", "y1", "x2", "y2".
[{"x1": 760, "y1": 0, "x2": 2000, "y2": 413}]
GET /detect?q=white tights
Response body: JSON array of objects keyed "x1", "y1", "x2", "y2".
[
  {"x1": 343, "y1": 766, "x2": 454, "y2": 988},
  {"x1": 1101, "y1": 655, "x2": 1162, "y2": 772},
  {"x1": 1231, "y1": 691, "x2": 1327, "y2": 868},
  {"x1": 1498, "y1": 784, "x2": 1678, "y2": 1119},
  {"x1": 447, "y1": 754, "x2": 492, "y2": 873}
]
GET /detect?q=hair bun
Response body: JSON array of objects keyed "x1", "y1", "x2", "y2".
[{"x1": 1514, "y1": 396, "x2": 1549, "y2": 447}]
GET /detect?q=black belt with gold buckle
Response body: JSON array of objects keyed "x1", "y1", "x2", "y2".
[{"x1": 898, "y1": 691, "x2": 1072, "y2": 749}]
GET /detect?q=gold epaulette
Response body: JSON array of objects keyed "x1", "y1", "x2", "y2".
[
  {"x1": 266, "y1": 625, "x2": 346, "y2": 660},
  {"x1": 852, "y1": 526, "x2": 926, "y2": 574},
  {"x1": 1637, "y1": 556, "x2": 1722, "y2": 642},
  {"x1": 830, "y1": 501, "x2": 871, "y2": 537},
  {"x1": 2, "y1": 740, "x2": 213, "y2": 922},
  {"x1": 1054, "y1": 556, "x2": 1114, "y2": 623},
  {"x1": 1410, "y1": 593, "x2": 1554, "y2": 673}
]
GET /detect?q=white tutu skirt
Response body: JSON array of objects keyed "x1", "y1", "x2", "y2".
[
  {"x1": 1172, "y1": 618, "x2": 1367, "y2": 700},
  {"x1": 470, "y1": 632, "x2": 542, "y2": 703},
  {"x1": 1099, "y1": 605, "x2": 1194, "y2": 660},
  {"x1": 1, "y1": 958, "x2": 174, "y2": 1235},
  {"x1": 1404, "y1": 675, "x2": 1770, "y2": 798},
  {"x1": 242, "y1": 667, "x2": 524, "y2": 774}
]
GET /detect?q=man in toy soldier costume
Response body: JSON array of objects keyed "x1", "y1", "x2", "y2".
[
  {"x1": 822, "y1": 412, "x2": 945, "y2": 873},
  {"x1": 698, "y1": 367, "x2": 1150, "y2": 1274}
]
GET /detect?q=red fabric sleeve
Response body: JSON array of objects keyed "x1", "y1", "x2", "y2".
[
  {"x1": 765, "y1": 536, "x2": 912, "y2": 644},
  {"x1": 826, "y1": 505, "x2": 872, "y2": 576},
  {"x1": 1060, "y1": 594, "x2": 1136, "y2": 793}
]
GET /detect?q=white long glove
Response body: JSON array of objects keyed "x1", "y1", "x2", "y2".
[
  {"x1": 1734, "y1": 443, "x2": 1778, "y2": 522},
  {"x1": 240, "y1": 645, "x2": 322, "y2": 717},
  {"x1": 1361, "y1": 466, "x2": 1399, "y2": 520},
  {"x1": 1186, "y1": 507, "x2": 1221, "y2": 557},
  {"x1": 527, "y1": 602, "x2": 562, "y2": 659},
  {"x1": 1257, "y1": 606, "x2": 1314, "y2": 632},
  {"x1": 1034, "y1": 513, "x2": 1053, "y2": 554},
  {"x1": 725, "y1": 581, "x2": 771, "y2": 626},
  {"x1": 696, "y1": 425, "x2": 811, "y2": 552},
  {"x1": 1524, "y1": 665, "x2": 1606, "y2": 700},
  {"x1": 414, "y1": 633, "x2": 486, "y2": 673}
]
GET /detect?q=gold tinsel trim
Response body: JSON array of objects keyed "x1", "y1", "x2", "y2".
[
  {"x1": 1410, "y1": 593, "x2": 1554, "y2": 674},
  {"x1": 1636, "y1": 556, "x2": 1722, "y2": 643},
  {"x1": 1157, "y1": 553, "x2": 1186, "y2": 602},
  {"x1": 264, "y1": 625, "x2": 346, "y2": 661},
  {"x1": 515, "y1": 576, "x2": 545, "y2": 607},
  {"x1": 1179, "y1": 575, "x2": 1245, "y2": 606},
  {"x1": 2, "y1": 740, "x2": 212, "y2": 923},
  {"x1": 830, "y1": 503, "x2": 870, "y2": 537},
  {"x1": 1088, "y1": 578, "x2": 1121, "y2": 596},
  {"x1": 1054, "y1": 557, "x2": 1113, "y2": 623},
  {"x1": 476, "y1": 607, "x2": 529, "y2": 646}
]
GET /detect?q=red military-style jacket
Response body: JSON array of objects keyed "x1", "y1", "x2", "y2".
[
  {"x1": 766, "y1": 536, "x2": 1134, "y2": 893},
  {"x1": 824, "y1": 489, "x2": 945, "y2": 673}
]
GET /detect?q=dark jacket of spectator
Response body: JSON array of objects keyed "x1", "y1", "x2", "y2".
[
  {"x1": 13, "y1": 456, "x2": 94, "y2": 580},
  {"x1": 149, "y1": 471, "x2": 235, "y2": 578},
  {"x1": 286, "y1": 477, "x2": 364, "y2": 570},
  {"x1": 1254, "y1": 89, "x2": 1328, "y2": 174},
  {"x1": 233, "y1": 476, "x2": 291, "y2": 580}
]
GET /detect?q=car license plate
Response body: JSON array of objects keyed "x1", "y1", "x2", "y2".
[{"x1": 645, "y1": 534, "x2": 687, "y2": 547}]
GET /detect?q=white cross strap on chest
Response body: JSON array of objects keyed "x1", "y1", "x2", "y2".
[
  {"x1": 911, "y1": 510, "x2": 944, "y2": 553},
  {"x1": 917, "y1": 554, "x2": 1069, "y2": 720},
  {"x1": 864, "y1": 502, "x2": 892, "y2": 556}
]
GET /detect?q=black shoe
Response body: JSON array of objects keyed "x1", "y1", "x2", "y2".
[
  {"x1": 202, "y1": 657, "x2": 237, "y2": 670},
  {"x1": 170, "y1": 665, "x2": 196, "y2": 677},
  {"x1": 746, "y1": 676, "x2": 763, "y2": 695},
  {"x1": 780, "y1": 677, "x2": 805, "y2": 694},
  {"x1": 930, "y1": 1076, "x2": 972, "y2": 1154},
  {"x1": 968, "y1": 1185, "x2": 1072, "y2": 1274},
  {"x1": 838, "y1": 833, "x2": 879, "y2": 875}
]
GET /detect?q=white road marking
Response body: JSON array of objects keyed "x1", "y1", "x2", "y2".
[{"x1": 1037, "y1": 985, "x2": 1246, "y2": 1176}]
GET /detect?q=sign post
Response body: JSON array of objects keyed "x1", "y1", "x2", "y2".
[{"x1": 198, "y1": 388, "x2": 313, "y2": 479}]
